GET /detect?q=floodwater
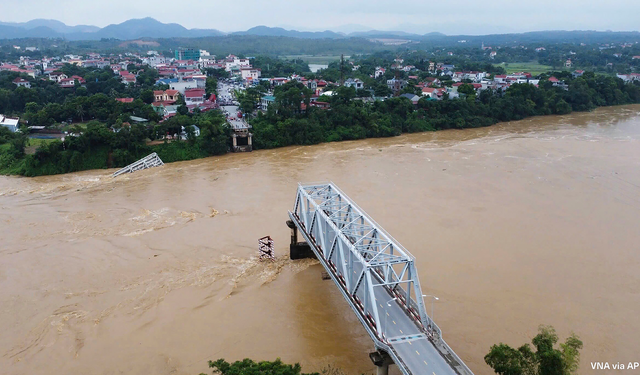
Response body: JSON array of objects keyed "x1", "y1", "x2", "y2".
[{"x1": 1, "y1": 104, "x2": 640, "y2": 375}]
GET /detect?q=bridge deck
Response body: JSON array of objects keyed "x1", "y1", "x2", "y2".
[{"x1": 289, "y1": 182, "x2": 473, "y2": 375}]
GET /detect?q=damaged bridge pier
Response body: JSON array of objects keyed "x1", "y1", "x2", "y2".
[{"x1": 286, "y1": 219, "x2": 315, "y2": 260}]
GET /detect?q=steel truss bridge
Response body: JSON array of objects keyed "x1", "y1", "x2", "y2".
[
  {"x1": 288, "y1": 183, "x2": 474, "y2": 375},
  {"x1": 112, "y1": 152, "x2": 164, "y2": 177}
]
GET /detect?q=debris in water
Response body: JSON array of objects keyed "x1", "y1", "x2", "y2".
[{"x1": 258, "y1": 235, "x2": 275, "y2": 261}]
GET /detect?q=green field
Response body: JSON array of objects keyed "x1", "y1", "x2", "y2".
[
  {"x1": 499, "y1": 62, "x2": 558, "y2": 75},
  {"x1": 27, "y1": 138, "x2": 58, "y2": 147},
  {"x1": 280, "y1": 55, "x2": 347, "y2": 64}
]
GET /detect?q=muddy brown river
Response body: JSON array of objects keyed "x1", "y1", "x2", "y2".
[{"x1": 1, "y1": 105, "x2": 640, "y2": 375}]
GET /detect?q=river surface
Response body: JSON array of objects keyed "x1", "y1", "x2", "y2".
[{"x1": 1, "y1": 105, "x2": 640, "y2": 375}]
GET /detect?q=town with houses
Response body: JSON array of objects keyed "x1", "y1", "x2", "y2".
[{"x1": 1, "y1": 44, "x2": 640, "y2": 134}]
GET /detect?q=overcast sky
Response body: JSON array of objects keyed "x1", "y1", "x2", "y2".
[{"x1": 2, "y1": 0, "x2": 640, "y2": 35}]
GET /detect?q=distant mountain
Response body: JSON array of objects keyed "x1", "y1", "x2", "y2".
[
  {"x1": 423, "y1": 32, "x2": 447, "y2": 37},
  {"x1": 0, "y1": 17, "x2": 224, "y2": 41},
  {"x1": 233, "y1": 26, "x2": 343, "y2": 39},
  {"x1": 92, "y1": 17, "x2": 222, "y2": 40},
  {"x1": 333, "y1": 24, "x2": 372, "y2": 34},
  {"x1": 0, "y1": 19, "x2": 99, "y2": 33},
  {"x1": 0, "y1": 18, "x2": 638, "y2": 45}
]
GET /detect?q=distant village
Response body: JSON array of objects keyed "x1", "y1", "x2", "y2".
[{"x1": 1, "y1": 44, "x2": 640, "y2": 133}]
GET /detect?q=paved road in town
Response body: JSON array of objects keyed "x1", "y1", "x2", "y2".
[{"x1": 217, "y1": 82, "x2": 250, "y2": 130}]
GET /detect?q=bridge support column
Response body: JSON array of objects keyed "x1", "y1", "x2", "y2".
[
  {"x1": 286, "y1": 220, "x2": 315, "y2": 260},
  {"x1": 369, "y1": 350, "x2": 393, "y2": 375}
]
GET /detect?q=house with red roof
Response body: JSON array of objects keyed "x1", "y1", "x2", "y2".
[
  {"x1": 119, "y1": 70, "x2": 137, "y2": 84},
  {"x1": 115, "y1": 98, "x2": 134, "y2": 103},
  {"x1": 184, "y1": 88, "x2": 205, "y2": 104},
  {"x1": 58, "y1": 76, "x2": 85, "y2": 88},
  {"x1": 153, "y1": 90, "x2": 179, "y2": 104},
  {"x1": 12, "y1": 78, "x2": 30, "y2": 88},
  {"x1": 48, "y1": 71, "x2": 68, "y2": 83}
]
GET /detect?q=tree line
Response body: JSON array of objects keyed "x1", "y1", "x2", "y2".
[{"x1": 248, "y1": 72, "x2": 640, "y2": 150}]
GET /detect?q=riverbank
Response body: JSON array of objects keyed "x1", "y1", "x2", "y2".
[{"x1": 2, "y1": 73, "x2": 640, "y2": 177}]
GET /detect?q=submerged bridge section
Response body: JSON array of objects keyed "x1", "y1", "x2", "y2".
[
  {"x1": 112, "y1": 152, "x2": 164, "y2": 177},
  {"x1": 288, "y1": 183, "x2": 473, "y2": 375}
]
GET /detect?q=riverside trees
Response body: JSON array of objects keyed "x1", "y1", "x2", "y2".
[
  {"x1": 485, "y1": 325, "x2": 583, "y2": 375},
  {"x1": 249, "y1": 73, "x2": 640, "y2": 150}
]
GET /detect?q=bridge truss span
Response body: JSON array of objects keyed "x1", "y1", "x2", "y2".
[{"x1": 288, "y1": 182, "x2": 473, "y2": 375}]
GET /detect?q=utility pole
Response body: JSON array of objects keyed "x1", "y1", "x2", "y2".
[{"x1": 340, "y1": 53, "x2": 344, "y2": 86}]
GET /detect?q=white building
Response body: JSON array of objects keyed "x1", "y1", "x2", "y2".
[
  {"x1": 0, "y1": 115, "x2": 19, "y2": 132},
  {"x1": 344, "y1": 78, "x2": 364, "y2": 90},
  {"x1": 169, "y1": 80, "x2": 200, "y2": 95},
  {"x1": 241, "y1": 67, "x2": 261, "y2": 80}
]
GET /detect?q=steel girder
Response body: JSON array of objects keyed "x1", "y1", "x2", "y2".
[{"x1": 290, "y1": 183, "x2": 438, "y2": 340}]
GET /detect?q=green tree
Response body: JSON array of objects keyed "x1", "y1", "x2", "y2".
[
  {"x1": 140, "y1": 89, "x2": 154, "y2": 104},
  {"x1": 206, "y1": 77, "x2": 218, "y2": 95},
  {"x1": 201, "y1": 358, "x2": 319, "y2": 375},
  {"x1": 485, "y1": 325, "x2": 583, "y2": 375}
]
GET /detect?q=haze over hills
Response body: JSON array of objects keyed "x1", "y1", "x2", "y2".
[
  {"x1": 0, "y1": 17, "x2": 638, "y2": 45},
  {"x1": 0, "y1": 18, "x2": 224, "y2": 40}
]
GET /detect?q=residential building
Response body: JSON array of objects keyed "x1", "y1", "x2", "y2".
[
  {"x1": 184, "y1": 88, "x2": 205, "y2": 104},
  {"x1": 169, "y1": 80, "x2": 200, "y2": 94},
  {"x1": 59, "y1": 75, "x2": 85, "y2": 88},
  {"x1": 344, "y1": 78, "x2": 364, "y2": 90},
  {"x1": 241, "y1": 67, "x2": 261, "y2": 81},
  {"x1": 617, "y1": 73, "x2": 640, "y2": 82},
  {"x1": 180, "y1": 125, "x2": 201, "y2": 140},
  {"x1": 154, "y1": 89, "x2": 179, "y2": 103},
  {"x1": 387, "y1": 78, "x2": 407, "y2": 93},
  {"x1": 12, "y1": 78, "x2": 30, "y2": 88},
  {"x1": 48, "y1": 71, "x2": 68, "y2": 82},
  {"x1": 261, "y1": 95, "x2": 275, "y2": 109},
  {"x1": 399, "y1": 93, "x2": 420, "y2": 105},
  {"x1": 119, "y1": 71, "x2": 136, "y2": 84},
  {"x1": 0, "y1": 115, "x2": 19, "y2": 132}
]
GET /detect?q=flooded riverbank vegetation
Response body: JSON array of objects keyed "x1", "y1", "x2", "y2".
[
  {"x1": 1, "y1": 72, "x2": 639, "y2": 176},
  {"x1": 250, "y1": 72, "x2": 640, "y2": 148},
  {"x1": 0, "y1": 110, "x2": 229, "y2": 176}
]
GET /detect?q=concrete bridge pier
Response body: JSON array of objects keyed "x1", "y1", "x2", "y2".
[
  {"x1": 286, "y1": 220, "x2": 315, "y2": 260},
  {"x1": 369, "y1": 350, "x2": 394, "y2": 375}
]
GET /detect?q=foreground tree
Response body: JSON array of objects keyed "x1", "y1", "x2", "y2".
[
  {"x1": 201, "y1": 358, "x2": 319, "y2": 375},
  {"x1": 485, "y1": 325, "x2": 583, "y2": 375}
]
